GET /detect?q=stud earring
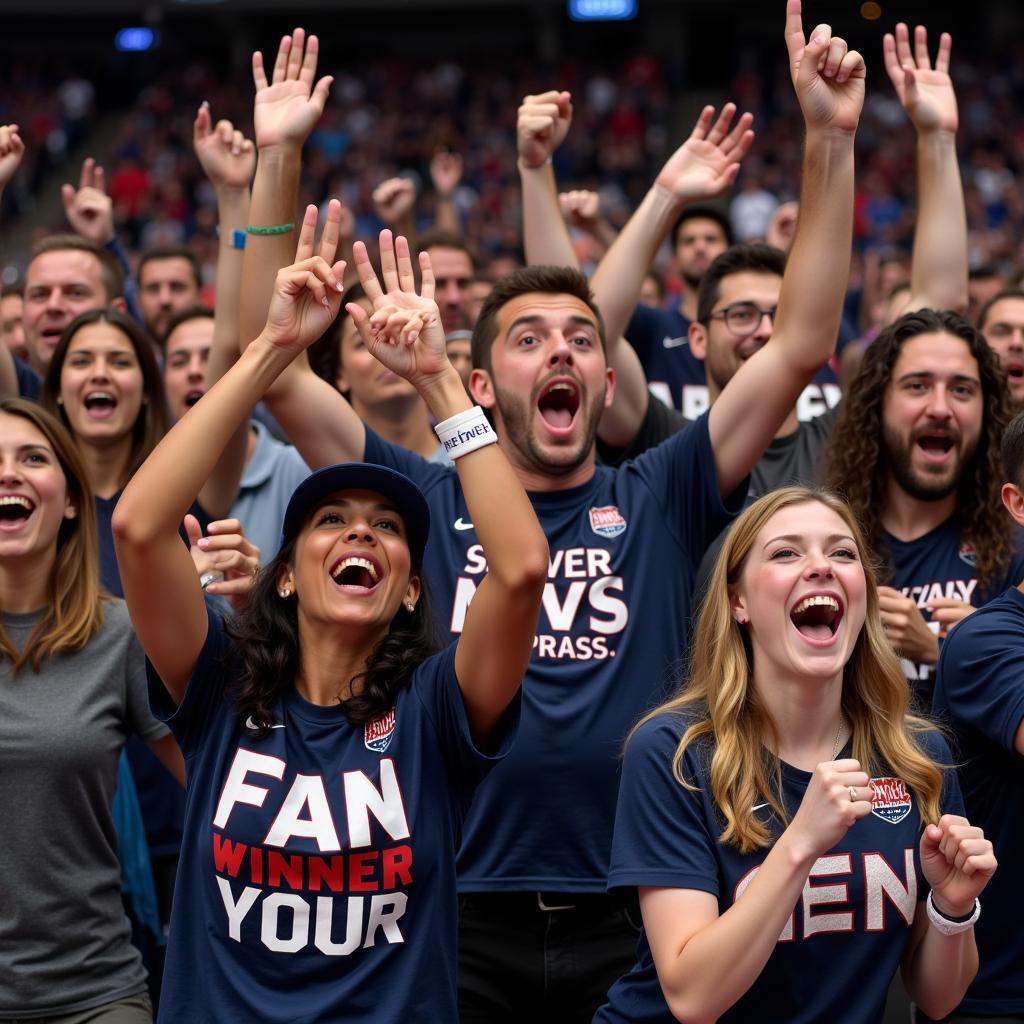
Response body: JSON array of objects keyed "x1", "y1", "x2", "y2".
[
  {"x1": 405, "y1": 601, "x2": 415, "y2": 612},
  {"x1": 279, "y1": 588, "x2": 291, "y2": 598}
]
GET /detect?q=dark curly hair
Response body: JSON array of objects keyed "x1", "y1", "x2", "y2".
[
  {"x1": 826, "y1": 308, "x2": 1014, "y2": 589},
  {"x1": 223, "y1": 538, "x2": 442, "y2": 734}
]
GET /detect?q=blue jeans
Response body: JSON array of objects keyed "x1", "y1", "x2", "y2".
[{"x1": 458, "y1": 891, "x2": 641, "y2": 1023}]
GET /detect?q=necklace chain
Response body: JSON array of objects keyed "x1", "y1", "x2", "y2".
[{"x1": 832, "y1": 715, "x2": 846, "y2": 759}]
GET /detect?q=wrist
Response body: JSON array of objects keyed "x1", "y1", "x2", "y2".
[
  {"x1": 215, "y1": 185, "x2": 252, "y2": 207},
  {"x1": 929, "y1": 892, "x2": 976, "y2": 920},
  {"x1": 774, "y1": 829, "x2": 819, "y2": 876},
  {"x1": 416, "y1": 366, "x2": 473, "y2": 421},
  {"x1": 517, "y1": 156, "x2": 553, "y2": 175},
  {"x1": 926, "y1": 891, "x2": 980, "y2": 936}
]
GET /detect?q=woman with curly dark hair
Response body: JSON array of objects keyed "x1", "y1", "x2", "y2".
[
  {"x1": 825, "y1": 308, "x2": 1024, "y2": 696},
  {"x1": 111, "y1": 203, "x2": 548, "y2": 1022}
]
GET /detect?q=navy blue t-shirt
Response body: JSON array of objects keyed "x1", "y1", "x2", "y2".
[
  {"x1": 624, "y1": 304, "x2": 842, "y2": 422},
  {"x1": 885, "y1": 518, "x2": 1024, "y2": 695},
  {"x1": 148, "y1": 607, "x2": 516, "y2": 1023},
  {"x1": 365, "y1": 411, "x2": 744, "y2": 891},
  {"x1": 934, "y1": 586, "x2": 1024, "y2": 1016},
  {"x1": 14, "y1": 357, "x2": 41, "y2": 401},
  {"x1": 596, "y1": 715, "x2": 962, "y2": 1024}
]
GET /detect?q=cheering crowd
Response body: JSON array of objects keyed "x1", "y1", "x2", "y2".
[{"x1": 1, "y1": 2, "x2": 1022, "y2": 1022}]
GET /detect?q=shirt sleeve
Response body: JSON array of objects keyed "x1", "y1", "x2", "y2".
[
  {"x1": 623, "y1": 409, "x2": 747, "y2": 559},
  {"x1": 937, "y1": 609, "x2": 1024, "y2": 754},
  {"x1": 147, "y1": 603, "x2": 232, "y2": 759},
  {"x1": 411, "y1": 643, "x2": 520, "y2": 804},
  {"x1": 607, "y1": 715, "x2": 720, "y2": 896},
  {"x1": 597, "y1": 394, "x2": 688, "y2": 468}
]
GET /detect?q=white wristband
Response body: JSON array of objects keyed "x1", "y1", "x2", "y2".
[
  {"x1": 926, "y1": 891, "x2": 980, "y2": 935},
  {"x1": 435, "y1": 405, "x2": 497, "y2": 459}
]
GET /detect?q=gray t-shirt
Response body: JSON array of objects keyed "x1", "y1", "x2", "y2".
[{"x1": 0, "y1": 600, "x2": 166, "y2": 1018}]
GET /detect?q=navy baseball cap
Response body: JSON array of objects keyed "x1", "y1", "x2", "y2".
[{"x1": 279, "y1": 463, "x2": 430, "y2": 565}]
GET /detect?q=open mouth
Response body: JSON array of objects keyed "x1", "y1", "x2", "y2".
[
  {"x1": 0, "y1": 494, "x2": 34, "y2": 525},
  {"x1": 789, "y1": 594, "x2": 843, "y2": 642},
  {"x1": 83, "y1": 391, "x2": 118, "y2": 417},
  {"x1": 915, "y1": 432, "x2": 954, "y2": 460},
  {"x1": 537, "y1": 379, "x2": 581, "y2": 432},
  {"x1": 329, "y1": 554, "x2": 382, "y2": 591},
  {"x1": 184, "y1": 389, "x2": 205, "y2": 408},
  {"x1": 1005, "y1": 361, "x2": 1024, "y2": 382}
]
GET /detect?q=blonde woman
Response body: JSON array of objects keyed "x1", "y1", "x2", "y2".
[{"x1": 595, "y1": 488, "x2": 996, "y2": 1024}]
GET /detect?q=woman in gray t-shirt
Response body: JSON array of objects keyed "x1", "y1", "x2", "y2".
[{"x1": 0, "y1": 399, "x2": 183, "y2": 1023}]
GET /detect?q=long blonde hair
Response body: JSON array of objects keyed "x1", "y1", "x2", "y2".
[
  {"x1": 635, "y1": 487, "x2": 944, "y2": 854},
  {"x1": 0, "y1": 400, "x2": 105, "y2": 673}
]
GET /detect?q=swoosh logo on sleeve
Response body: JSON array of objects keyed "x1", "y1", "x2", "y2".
[
  {"x1": 453, "y1": 518, "x2": 475, "y2": 531},
  {"x1": 662, "y1": 335, "x2": 689, "y2": 349},
  {"x1": 245, "y1": 715, "x2": 285, "y2": 731}
]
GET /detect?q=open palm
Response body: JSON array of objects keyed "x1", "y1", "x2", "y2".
[
  {"x1": 657, "y1": 105, "x2": 754, "y2": 202},
  {"x1": 252, "y1": 28, "x2": 332, "y2": 150},
  {"x1": 349, "y1": 232, "x2": 449, "y2": 388},
  {"x1": 884, "y1": 25, "x2": 957, "y2": 134}
]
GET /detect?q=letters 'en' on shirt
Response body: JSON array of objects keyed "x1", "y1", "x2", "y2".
[{"x1": 596, "y1": 715, "x2": 962, "y2": 1024}]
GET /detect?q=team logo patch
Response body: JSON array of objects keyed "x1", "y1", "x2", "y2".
[
  {"x1": 588, "y1": 506, "x2": 627, "y2": 538},
  {"x1": 870, "y1": 777, "x2": 912, "y2": 824},
  {"x1": 364, "y1": 708, "x2": 396, "y2": 753},
  {"x1": 958, "y1": 542, "x2": 977, "y2": 568}
]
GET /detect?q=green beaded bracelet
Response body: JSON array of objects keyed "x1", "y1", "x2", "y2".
[{"x1": 246, "y1": 223, "x2": 295, "y2": 236}]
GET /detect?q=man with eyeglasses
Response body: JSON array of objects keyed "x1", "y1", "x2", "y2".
[{"x1": 599, "y1": 242, "x2": 837, "y2": 501}]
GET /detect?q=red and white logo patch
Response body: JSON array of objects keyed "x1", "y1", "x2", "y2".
[
  {"x1": 364, "y1": 708, "x2": 396, "y2": 753},
  {"x1": 870, "y1": 777, "x2": 912, "y2": 824},
  {"x1": 588, "y1": 505, "x2": 627, "y2": 538}
]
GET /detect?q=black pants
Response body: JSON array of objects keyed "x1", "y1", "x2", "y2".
[{"x1": 458, "y1": 891, "x2": 641, "y2": 1023}]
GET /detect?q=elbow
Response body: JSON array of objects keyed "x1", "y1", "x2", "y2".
[
  {"x1": 512, "y1": 538, "x2": 550, "y2": 598},
  {"x1": 665, "y1": 994, "x2": 714, "y2": 1024},
  {"x1": 111, "y1": 492, "x2": 158, "y2": 549}
]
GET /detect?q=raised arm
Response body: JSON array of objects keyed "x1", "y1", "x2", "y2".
[
  {"x1": 560, "y1": 190, "x2": 619, "y2": 255},
  {"x1": 590, "y1": 105, "x2": 753, "y2": 446},
  {"x1": 191, "y1": 103, "x2": 255, "y2": 517},
  {"x1": 113, "y1": 203, "x2": 348, "y2": 702},
  {"x1": 348, "y1": 232, "x2": 548, "y2": 740},
  {"x1": 708, "y1": 1, "x2": 863, "y2": 498},
  {"x1": 883, "y1": 24, "x2": 966, "y2": 314},
  {"x1": 518, "y1": 90, "x2": 576, "y2": 268},
  {"x1": 0, "y1": 123, "x2": 25, "y2": 399},
  {"x1": 590, "y1": 105, "x2": 753, "y2": 352},
  {"x1": 239, "y1": 29, "x2": 366, "y2": 468},
  {"x1": 430, "y1": 151, "x2": 463, "y2": 234},
  {"x1": 372, "y1": 177, "x2": 417, "y2": 241}
]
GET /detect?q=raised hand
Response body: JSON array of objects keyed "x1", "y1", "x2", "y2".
[
  {"x1": 372, "y1": 178, "x2": 417, "y2": 226},
  {"x1": 785, "y1": 758, "x2": 874, "y2": 859},
  {"x1": 61, "y1": 157, "x2": 114, "y2": 245},
  {"x1": 920, "y1": 814, "x2": 996, "y2": 918},
  {"x1": 251, "y1": 28, "x2": 332, "y2": 151},
  {"x1": 654, "y1": 103, "x2": 754, "y2": 202},
  {"x1": 560, "y1": 189, "x2": 601, "y2": 231},
  {"x1": 347, "y1": 230, "x2": 448, "y2": 389},
  {"x1": 430, "y1": 151, "x2": 463, "y2": 197},
  {"x1": 517, "y1": 90, "x2": 573, "y2": 170},
  {"x1": 261, "y1": 200, "x2": 346, "y2": 354},
  {"x1": 0, "y1": 124, "x2": 25, "y2": 193},
  {"x1": 187, "y1": 514, "x2": 261, "y2": 611},
  {"x1": 883, "y1": 24, "x2": 957, "y2": 135},
  {"x1": 785, "y1": 0, "x2": 865, "y2": 135},
  {"x1": 766, "y1": 200, "x2": 799, "y2": 253},
  {"x1": 193, "y1": 103, "x2": 256, "y2": 192}
]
